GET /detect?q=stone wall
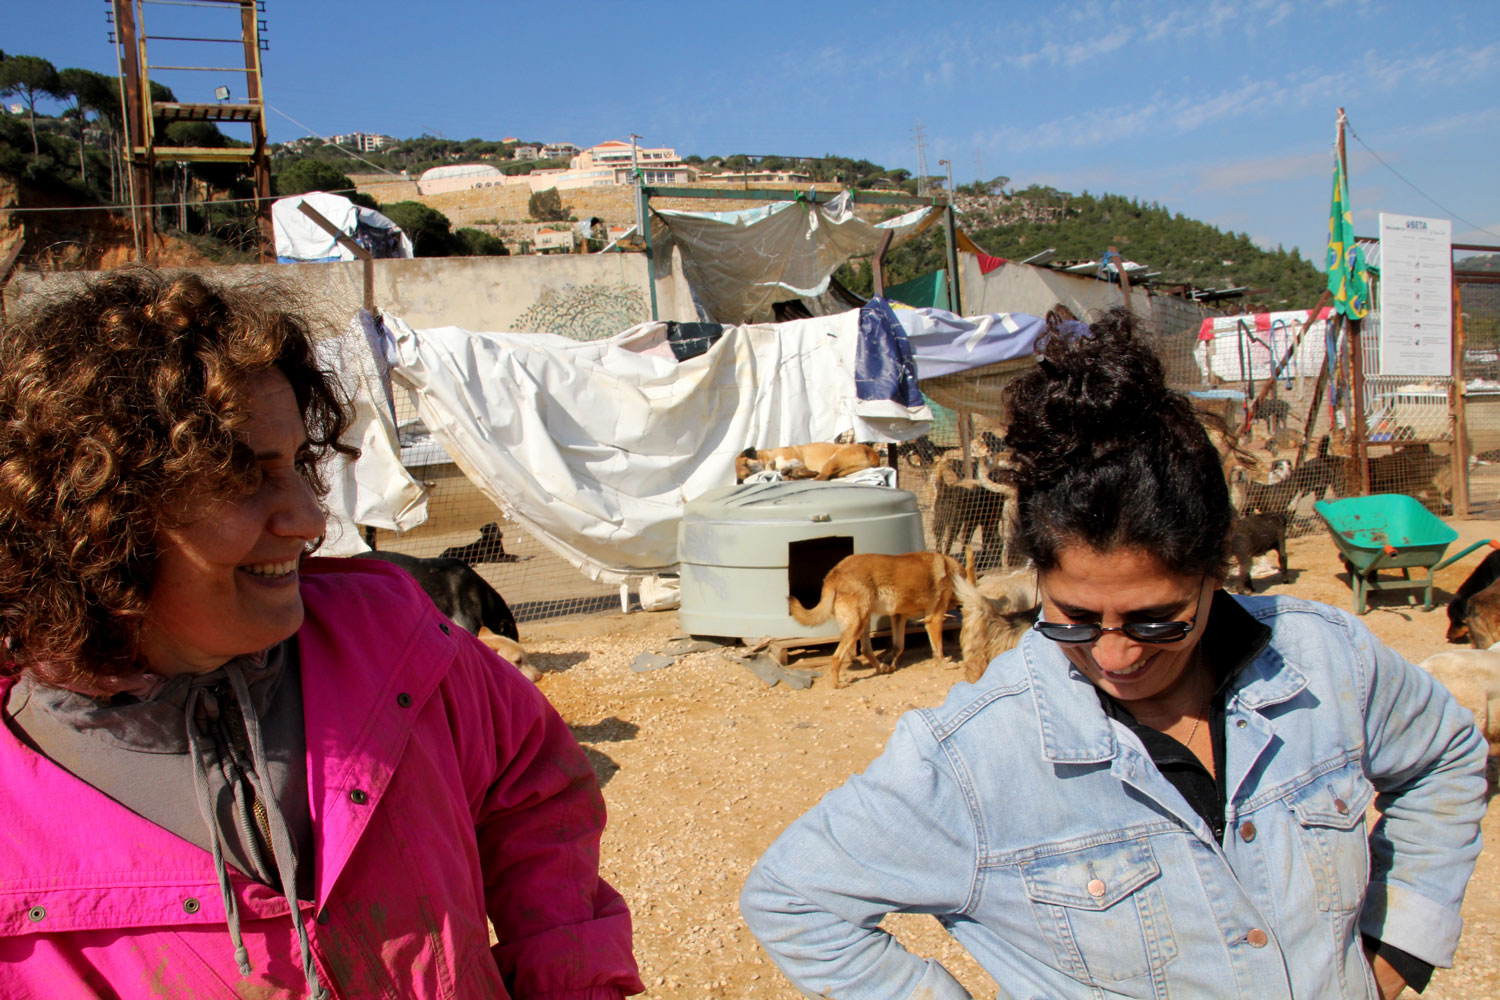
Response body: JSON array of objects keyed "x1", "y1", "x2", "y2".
[{"x1": 5, "y1": 249, "x2": 696, "y2": 337}]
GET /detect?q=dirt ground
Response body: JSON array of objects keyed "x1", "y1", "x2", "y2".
[{"x1": 524, "y1": 516, "x2": 1500, "y2": 1000}]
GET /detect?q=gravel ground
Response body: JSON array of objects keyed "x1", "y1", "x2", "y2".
[{"x1": 526, "y1": 519, "x2": 1500, "y2": 999}]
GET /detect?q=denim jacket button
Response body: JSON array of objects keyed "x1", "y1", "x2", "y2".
[
  {"x1": 1235, "y1": 718, "x2": 1248, "y2": 728},
  {"x1": 1334, "y1": 797, "x2": 1349, "y2": 814},
  {"x1": 1239, "y1": 821, "x2": 1257, "y2": 843},
  {"x1": 1086, "y1": 878, "x2": 1106, "y2": 898},
  {"x1": 1247, "y1": 928, "x2": 1269, "y2": 948}
]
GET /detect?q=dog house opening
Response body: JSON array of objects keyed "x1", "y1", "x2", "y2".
[{"x1": 788, "y1": 536, "x2": 854, "y2": 609}]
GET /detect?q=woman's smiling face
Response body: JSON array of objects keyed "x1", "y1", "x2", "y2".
[
  {"x1": 1038, "y1": 545, "x2": 1216, "y2": 710},
  {"x1": 138, "y1": 370, "x2": 327, "y2": 677}
]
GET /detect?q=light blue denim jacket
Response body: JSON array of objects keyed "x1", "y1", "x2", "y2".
[{"x1": 741, "y1": 595, "x2": 1487, "y2": 999}]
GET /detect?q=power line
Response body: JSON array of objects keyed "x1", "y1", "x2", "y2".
[
  {"x1": 263, "y1": 103, "x2": 406, "y2": 178},
  {"x1": 1345, "y1": 120, "x2": 1500, "y2": 240}
]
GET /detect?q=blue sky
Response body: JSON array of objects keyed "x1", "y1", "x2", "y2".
[{"x1": 7, "y1": 0, "x2": 1499, "y2": 260}]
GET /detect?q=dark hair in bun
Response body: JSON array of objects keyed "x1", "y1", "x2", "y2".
[{"x1": 1002, "y1": 307, "x2": 1231, "y2": 576}]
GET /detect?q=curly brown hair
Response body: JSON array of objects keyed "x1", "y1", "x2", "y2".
[{"x1": 0, "y1": 268, "x2": 355, "y2": 689}]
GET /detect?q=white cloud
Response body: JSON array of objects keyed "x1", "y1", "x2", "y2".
[{"x1": 1195, "y1": 151, "x2": 1330, "y2": 194}]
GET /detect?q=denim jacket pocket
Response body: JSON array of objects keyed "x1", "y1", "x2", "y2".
[
  {"x1": 1283, "y1": 762, "x2": 1376, "y2": 914},
  {"x1": 1020, "y1": 837, "x2": 1178, "y2": 985}
]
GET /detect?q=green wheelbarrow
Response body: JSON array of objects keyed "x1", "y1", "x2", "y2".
[{"x1": 1314, "y1": 494, "x2": 1499, "y2": 615}]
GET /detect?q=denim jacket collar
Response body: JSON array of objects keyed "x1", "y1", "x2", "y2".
[{"x1": 1019, "y1": 595, "x2": 1311, "y2": 766}]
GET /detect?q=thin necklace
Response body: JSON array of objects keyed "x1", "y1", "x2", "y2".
[
  {"x1": 1182, "y1": 650, "x2": 1213, "y2": 748},
  {"x1": 1184, "y1": 687, "x2": 1211, "y2": 746}
]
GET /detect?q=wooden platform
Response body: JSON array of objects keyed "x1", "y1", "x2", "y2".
[{"x1": 757, "y1": 616, "x2": 961, "y2": 667}]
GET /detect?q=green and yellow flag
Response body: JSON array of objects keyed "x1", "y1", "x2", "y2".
[{"x1": 1326, "y1": 155, "x2": 1370, "y2": 319}]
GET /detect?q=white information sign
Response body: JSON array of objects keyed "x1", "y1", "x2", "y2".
[{"x1": 1378, "y1": 212, "x2": 1452, "y2": 376}]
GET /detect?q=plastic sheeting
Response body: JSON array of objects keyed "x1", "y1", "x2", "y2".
[
  {"x1": 380, "y1": 309, "x2": 934, "y2": 584},
  {"x1": 649, "y1": 191, "x2": 942, "y2": 325},
  {"x1": 885, "y1": 269, "x2": 949, "y2": 310},
  {"x1": 272, "y1": 192, "x2": 414, "y2": 263},
  {"x1": 315, "y1": 313, "x2": 429, "y2": 555}
]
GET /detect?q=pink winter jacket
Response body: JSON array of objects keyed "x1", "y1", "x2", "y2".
[{"x1": 0, "y1": 557, "x2": 643, "y2": 999}]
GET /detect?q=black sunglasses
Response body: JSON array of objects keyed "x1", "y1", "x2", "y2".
[
  {"x1": 1033, "y1": 580, "x2": 1207, "y2": 644},
  {"x1": 1032, "y1": 619, "x2": 1197, "y2": 644}
]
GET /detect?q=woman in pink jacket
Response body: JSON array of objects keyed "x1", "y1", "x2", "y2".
[{"x1": 0, "y1": 269, "x2": 643, "y2": 999}]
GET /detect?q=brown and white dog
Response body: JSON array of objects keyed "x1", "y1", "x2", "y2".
[
  {"x1": 735, "y1": 442, "x2": 882, "y2": 483},
  {"x1": 788, "y1": 550, "x2": 961, "y2": 688}
]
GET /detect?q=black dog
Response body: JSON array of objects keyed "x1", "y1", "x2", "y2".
[
  {"x1": 355, "y1": 551, "x2": 518, "y2": 640},
  {"x1": 1446, "y1": 549, "x2": 1500, "y2": 643},
  {"x1": 1230, "y1": 512, "x2": 1289, "y2": 594},
  {"x1": 440, "y1": 523, "x2": 519, "y2": 564}
]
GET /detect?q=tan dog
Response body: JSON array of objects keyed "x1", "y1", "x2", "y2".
[
  {"x1": 1417, "y1": 647, "x2": 1500, "y2": 760},
  {"x1": 478, "y1": 630, "x2": 541, "y2": 683},
  {"x1": 788, "y1": 550, "x2": 961, "y2": 688},
  {"x1": 953, "y1": 565, "x2": 1038, "y2": 683},
  {"x1": 735, "y1": 443, "x2": 881, "y2": 482}
]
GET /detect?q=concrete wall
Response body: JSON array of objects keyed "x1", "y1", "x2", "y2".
[{"x1": 6, "y1": 249, "x2": 697, "y2": 338}]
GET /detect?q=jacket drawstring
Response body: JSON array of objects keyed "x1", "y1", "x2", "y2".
[
  {"x1": 184, "y1": 683, "x2": 253, "y2": 978},
  {"x1": 185, "y1": 666, "x2": 327, "y2": 999},
  {"x1": 225, "y1": 665, "x2": 327, "y2": 1000}
]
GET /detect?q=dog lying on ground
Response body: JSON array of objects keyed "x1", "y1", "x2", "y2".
[
  {"x1": 440, "y1": 522, "x2": 520, "y2": 564},
  {"x1": 788, "y1": 550, "x2": 961, "y2": 689},
  {"x1": 1446, "y1": 551, "x2": 1500, "y2": 643},
  {"x1": 1230, "y1": 512, "x2": 1289, "y2": 594},
  {"x1": 355, "y1": 551, "x2": 519, "y2": 640},
  {"x1": 735, "y1": 442, "x2": 882, "y2": 482},
  {"x1": 953, "y1": 569, "x2": 1038, "y2": 684},
  {"x1": 477, "y1": 631, "x2": 540, "y2": 682},
  {"x1": 1417, "y1": 647, "x2": 1500, "y2": 758}
]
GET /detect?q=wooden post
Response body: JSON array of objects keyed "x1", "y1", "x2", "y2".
[
  {"x1": 1452, "y1": 276, "x2": 1470, "y2": 516},
  {"x1": 297, "y1": 201, "x2": 375, "y2": 313},
  {"x1": 871, "y1": 229, "x2": 893, "y2": 298},
  {"x1": 1296, "y1": 311, "x2": 1343, "y2": 466},
  {"x1": 1350, "y1": 318, "x2": 1370, "y2": 495},
  {"x1": 943, "y1": 204, "x2": 962, "y2": 314},
  {"x1": 1109, "y1": 245, "x2": 1132, "y2": 314},
  {"x1": 1243, "y1": 290, "x2": 1331, "y2": 437}
]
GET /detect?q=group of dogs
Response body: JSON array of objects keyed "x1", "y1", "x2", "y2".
[{"x1": 355, "y1": 430, "x2": 1493, "y2": 763}]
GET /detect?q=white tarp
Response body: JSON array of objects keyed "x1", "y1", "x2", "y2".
[
  {"x1": 650, "y1": 191, "x2": 942, "y2": 325},
  {"x1": 315, "y1": 313, "x2": 428, "y2": 556},
  {"x1": 380, "y1": 309, "x2": 932, "y2": 584},
  {"x1": 272, "y1": 191, "x2": 414, "y2": 263}
]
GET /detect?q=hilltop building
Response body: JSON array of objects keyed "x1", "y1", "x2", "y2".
[
  {"x1": 415, "y1": 139, "x2": 696, "y2": 195},
  {"x1": 330, "y1": 132, "x2": 397, "y2": 153}
]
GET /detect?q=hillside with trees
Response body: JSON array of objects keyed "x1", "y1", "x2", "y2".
[{"x1": 0, "y1": 44, "x2": 1334, "y2": 291}]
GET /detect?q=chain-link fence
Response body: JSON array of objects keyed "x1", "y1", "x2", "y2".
[{"x1": 1460, "y1": 274, "x2": 1500, "y2": 516}]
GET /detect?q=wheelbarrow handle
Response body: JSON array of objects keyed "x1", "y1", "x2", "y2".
[{"x1": 1434, "y1": 539, "x2": 1500, "y2": 572}]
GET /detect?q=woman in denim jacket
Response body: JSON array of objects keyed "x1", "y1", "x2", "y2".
[{"x1": 741, "y1": 309, "x2": 1487, "y2": 1000}]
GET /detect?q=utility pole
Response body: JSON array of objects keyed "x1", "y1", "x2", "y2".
[
  {"x1": 629, "y1": 133, "x2": 645, "y2": 240},
  {"x1": 913, "y1": 119, "x2": 928, "y2": 195},
  {"x1": 938, "y1": 158, "x2": 953, "y2": 197},
  {"x1": 1335, "y1": 106, "x2": 1370, "y2": 498}
]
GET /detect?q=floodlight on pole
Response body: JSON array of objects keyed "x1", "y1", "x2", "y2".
[
  {"x1": 214, "y1": 85, "x2": 231, "y2": 102},
  {"x1": 938, "y1": 159, "x2": 953, "y2": 196}
]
